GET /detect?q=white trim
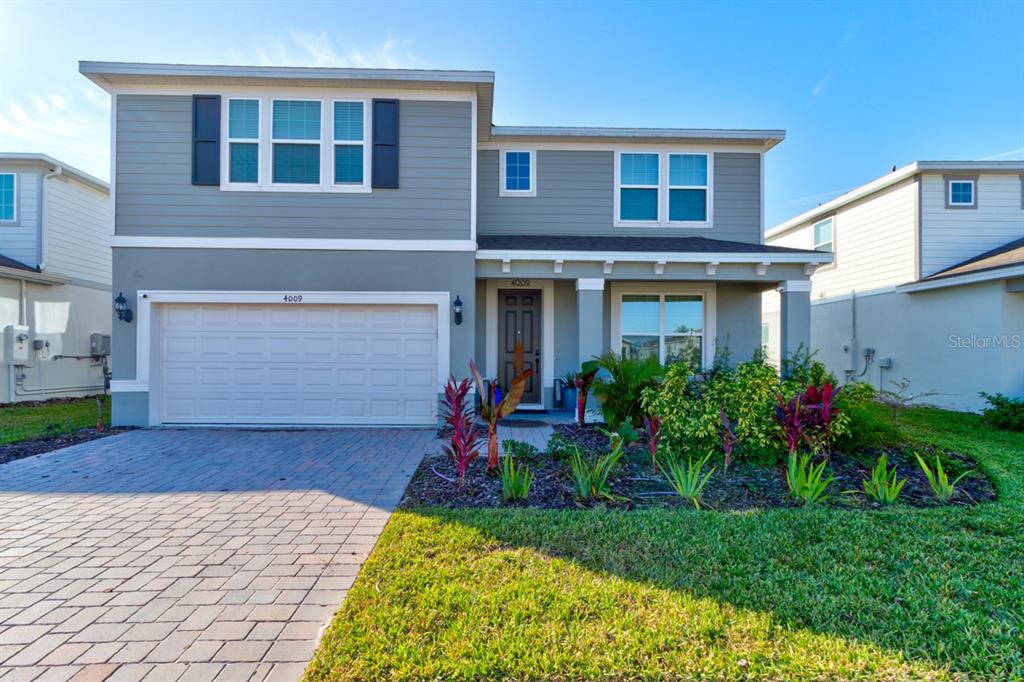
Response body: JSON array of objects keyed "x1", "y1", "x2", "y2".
[
  {"x1": 484, "y1": 279, "x2": 555, "y2": 390},
  {"x1": 110, "y1": 379, "x2": 148, "y2": 393},
  {"x1": 613, "y1": 151, "x2": 714, "y2": 228},
  {"x1": 133, "y1": 290, "x2": 452, "y2": 424},
  {"x1": 108, "y1": 94, "x2": 117, "y2": 236},
  {"x1": 0, "y1": 172, "x2": 16, "y2": 223},
  {"x1": 470, "y1": 91, "x2": 477, "y2": 242},
  {"x1": 777, "y1": 280, "x2": 812, "y2": 293},
  {"x1": 330, "y1": 98, "x2": 371, "y2": 192},
  {"x1": 898, "y1": 265, "x2": 1024, "y2": 293},
  {"x1": 110, "y1": 236, "x2": 477, "y2": 251},
  {"x1": 224, "y1": 97, "x2": 262, "y2": 188},
  {"x1": 575, "y1": 278, "x2": 605, "y2": 291},
  {"x1": 610, "y1": 281, "x2": 717, "y2": 369},
  {"x1": 812, "y1": 216, "x2": 834, "y2": 252},
  {"x1": 498, "y1": 149, "x2": 537, "y2": 197},
  {"x1": 947, "y1": 179, "x2": 975, "y2": 206},
  {"x1": 476, "y1": 249, "x2": 832, "y2": 265},
  {"x1": 481, "y1": 141, "x2": 772, "y2": 154},
  {"x1": 104, "y1": 82, "x2": 478, "y2": 101}
]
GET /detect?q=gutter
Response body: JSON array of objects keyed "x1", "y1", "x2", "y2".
[
  {"x1": 0, "y1": 266, "x2": 69, "y2": 286},
  {"x1": 897, "y1": 264, "x2": 1024, "y2": 293},
  {"x1": 39, "y1": 164, "x2": 64, "y2": 270}
]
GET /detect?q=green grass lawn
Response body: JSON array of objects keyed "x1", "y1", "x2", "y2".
[
  {"x1": 0, "y1": 395, "x2": 111, "y2": 445},
  {"x1": 307, "y1": 407, "x2": 1024, "y2": 681}
]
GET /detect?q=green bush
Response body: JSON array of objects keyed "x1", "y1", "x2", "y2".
[
  {"x1": 545, "y1": 432, "x2": 578, "y2": 460},
  {"x1": 590, "y1": 352, "x2": 665, "y2": 429},
  {"x1": 979, "y1": 392, "x2": 1024, "y2": 432},
  {"x1": 503, "y1": 439, "x2": 539, "y2": 458},
  {"x1": 780, "y1": 344, "x2": 837, "y2": 397},
  {"x1": 834, "y1": 382, "x2": 901, "y2": 451}
]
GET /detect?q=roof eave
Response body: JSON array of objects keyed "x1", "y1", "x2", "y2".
[
  {"x1": 489, "y1": 126, "x2": 785, "y2": 149},
  {"x1": 0, "y1": 153, "x2": 109, "y2": 193}
]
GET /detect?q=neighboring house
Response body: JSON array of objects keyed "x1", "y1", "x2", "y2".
[
  {"x1": 79, "y1": 61, "x2": 829, "y2": 427},
  {"x1": 0, "y1": 153, "x2": 111, "y2": 403},
  {"x1": 763, "y1": 161, "x2": 1024, "y2": 411}
]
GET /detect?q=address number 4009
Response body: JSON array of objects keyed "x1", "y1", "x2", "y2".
[{"x1": 283, "y1": 294, "x2": 303, "y2": 303}]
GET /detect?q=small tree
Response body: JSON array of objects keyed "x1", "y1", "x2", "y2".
[
  {"x1": 879, "y1": 378, "x2": 938, "y2": 426},
  {"x1": 569, "y1": 360, "x2": 600, "y2": 426},
  {"x1": 469, "y1": 360, "x2": 532, "y2": 471}
]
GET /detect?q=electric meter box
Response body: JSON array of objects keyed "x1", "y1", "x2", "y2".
[{"x1": 3, "y1": 325, "x2": 30, "y2": 365}]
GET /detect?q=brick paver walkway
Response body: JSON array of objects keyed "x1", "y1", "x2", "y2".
[{"x1": 0, "y1": 428, "x2": 430, "y2": 682}]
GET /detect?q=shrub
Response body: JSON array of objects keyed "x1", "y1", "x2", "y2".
[
  {"x1": 775, "y1": 383, "x2": 850, "y2": 460},
  {"x1": 786, "y1": 452, "x2": 833, "y2": 506},
  {"x1": 915, "y1": 452, "x2": 969, "y2": 504},
  {"x1": 659, "y1": 452, "x2": 715, "y2": 509},
  {"x1": 834, "y1": 382, "x2": 900, "y2": 451},
  {"x1": 979, "y1": 392, "x2": 1024, "y2": 432},
  {"x1": 781, "y1": 344, "x2": 836, "y2": 391},
  {"x1": 545, "y1": 432, "x2": 577, "y2": 460},
  {"x1": 566, "y1": 360, "x2": 600, "y2": 425},
  {"x1": 503, "y1": 439, "x2": 538, "y2": 458},
  {"x1": 862, "y1": 454, "x2": 906, "y2": 505},
  {"x1": 500, "y1": 454, "x2": 533, "y2": 502},
  {"x1": 642, "y1": 415, "x2": 661, "y2": 472},
  {"x1": 569, "y1": 443, "x2": 624, "y2": 502},
  {"x1": 439, "y1": 377, "x2": 481, "y2": 485},
  {"x1": 591, "y1": 352, "x2": 665, "y2": 429}
]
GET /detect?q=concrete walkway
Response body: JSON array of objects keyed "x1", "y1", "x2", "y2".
[{"x1": 0, "y1": 428, "x2": 430, "y2": 682}]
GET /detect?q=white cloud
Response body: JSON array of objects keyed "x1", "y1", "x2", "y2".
[
  {"x1": 809, "y1": 72, "x2": 832, "y2": 103},
  {"x1": 980, "y1": 147, "x2": 1024, "y2": 160},
  {"x1": 235, "y1": 31, "x2": 426, "y2": 70}
]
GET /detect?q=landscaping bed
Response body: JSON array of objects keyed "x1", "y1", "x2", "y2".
[{"x1": 0, "y1": 427, "x2": 132, "y2": 466}]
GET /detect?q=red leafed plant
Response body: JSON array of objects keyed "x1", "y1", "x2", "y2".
[
  {"x1": 470, "y1": 360, "x2": 533, "y2": 471},
  {"x1": 719, "y1": 408, "x2": 737, "y2": 478},
  {"x1": 642, "y1": 414, "x2": 661, "y2": 471},
  {"x1": 569, "y1": 360, "x2": 601, "y2": 426},
  {"x1": 775, "y1": 393, "x2": 811, "y2": 457},
  {"x1": 439, "y1": 376, "x2": 480, "y2": 485},
  {"x1": 803, "y1": 383, "x2": 842, "y2": 460}
]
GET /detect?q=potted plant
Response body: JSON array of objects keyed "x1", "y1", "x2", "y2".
[{"x1": 560, "y1": 373, "x2": 578, "y2": 413}]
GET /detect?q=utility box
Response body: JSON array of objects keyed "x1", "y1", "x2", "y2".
[
  {"x1": 3, "y1": 325, "x2": 30, "y2": 365},
  {"x1": 90, "y1": 333, "x2": 111, "y2": 357}
]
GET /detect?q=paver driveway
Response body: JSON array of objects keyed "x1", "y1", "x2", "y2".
[{"x1": 0, "y1": 428, "x2": 431, "y2": 682}]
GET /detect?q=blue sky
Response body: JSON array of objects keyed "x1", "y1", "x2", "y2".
[{"x1": 0, "y1": 0, "x2": 1021, "y2": 227}]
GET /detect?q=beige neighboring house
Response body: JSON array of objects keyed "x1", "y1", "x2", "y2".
[
  {"x1": 762, "y1": 161, "x2": 1024, "y2": 412},
  {"x1": 0, "y1": 154, "x2": 111, "y2": 403}
]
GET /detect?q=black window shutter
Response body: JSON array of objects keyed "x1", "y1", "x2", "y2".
[
  {"x1": 372, "y1": 99, "x2": 399, "y2": 189},
  {"x1": 192, "y1": 95, "x2": 221, "y2": 186}
]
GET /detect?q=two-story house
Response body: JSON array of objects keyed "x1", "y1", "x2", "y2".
[
  {"x1": 0, "y1": 153, "x2": 111, "y2": 403},
  {"x1": 80, "y1": 61, "x2": 829, "y2": 427},
  {"x1": 763, "y1": 161, "x2": 1024, "y2": 411}
]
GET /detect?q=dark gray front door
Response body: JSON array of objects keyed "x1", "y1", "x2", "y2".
[{"x1": 498, "y1": 289, "x2": 541, "y2": 405}]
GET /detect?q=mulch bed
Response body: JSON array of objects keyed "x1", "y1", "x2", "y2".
[
  {"x1": 0, "y1": 428, "x2": 133, "y2": 467},
  {"x1": 404, "y1": 422, "x2": 996, "y2": 511}
]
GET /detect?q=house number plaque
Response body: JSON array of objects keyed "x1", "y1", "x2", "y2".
[{"x1": 511, "y1": 279, "x2": 532, "y2": 287}]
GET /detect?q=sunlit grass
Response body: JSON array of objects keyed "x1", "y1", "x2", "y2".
[{"x1": 0, "y1": 395, "x2": 110, "y2": 445}]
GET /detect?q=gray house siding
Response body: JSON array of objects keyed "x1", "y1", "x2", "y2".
[
  {"x1": 115, "y1": 96, "x2": 472, "y2": 240},
  {"x1": 477, "y1": 150, "x2": 761, "y2": 243},
  {"x1": 0, "y1": 170, "x2": 41, "y2": 267}
]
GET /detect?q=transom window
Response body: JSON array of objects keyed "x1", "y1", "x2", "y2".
[
  {"x1": 227, "y1": 99, "x2": 259, "y2": 184},
  {"x1": 813, "y1": 217, "x2": 834, "y2": 252},
  {"x1": 272, "y1": 100, "x2": 321, "y2": 185},
  {"x1": 333, "y1": 101, "x2": 364, "y2": 185},
  {"x1": 0, "y1": 174, "x2": 14, "y2": 221},
  {"x1": 668, "y1": 154, "x2": 708, "y2": 221},
  {"x1": 619, "y1": 153, "x2": 659, "y2": 221},
  {"x1": 949, "y1": 180, "x2": 975, "y2": 206},
  {"x1": 619, "y1": 293, "x2": 704, "y2": 367}
]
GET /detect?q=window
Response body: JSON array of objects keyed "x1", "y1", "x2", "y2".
[
  {"x1": 668, "y1": 153, "x2": 708, "y2": 222},
  {"x1": 619, "y1": 293, "x2": 704, "y2": 367},
  {"x1": 333, "y1": 101, "x2": 364, "y2": 185},
  {"x1": 813, "y1": 217, "x2": 834, "y2": 252},
  {"x1": 227, "y1": 99, "x2": 259, "y2": 184},
  {"x1": 618, "y1": 153, "x2": 659, "y2": 221},
  {"x1": 0, "y1": 174, "x2": 14, "y2": 222},
  {"x1": 500, "y1": 150, "x2": 535, "y2": 196},
  {"x1": 272, "y1": 100, "x2": 321, "y2": 184},
  {"x1": 761, "y1": 323, "x2": 770, "y2": 349},
  {"x1": 949, "y1": 180, "x2": 975, "y2": 206}
]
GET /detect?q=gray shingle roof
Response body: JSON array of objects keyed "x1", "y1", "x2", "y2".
[
  {"x1": 924, "y1": 236, "x2": 1024, "y2": 281},
  {"x1": 0, "y1": 254, "x2": 40, "y2": 273}
]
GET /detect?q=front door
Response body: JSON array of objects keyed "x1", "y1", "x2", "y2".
[{"x1": 498, "y1": 289, "x2": 541, "y2": 405}]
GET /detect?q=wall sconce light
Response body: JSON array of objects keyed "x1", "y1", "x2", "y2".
[
  {"x1": 114, "y1": 292, "x2": 134, "y2": 323},
  {"x1": 452, "y1": 295, "x2": 463, "y2": 325}
]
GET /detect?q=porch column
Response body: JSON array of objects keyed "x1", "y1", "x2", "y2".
[
  {"x1": 778, "y1": 280, "x2": 812, "y2": 374},
  {"x1": 576, "y1": 278, "x2": 605, "y2": 367}
]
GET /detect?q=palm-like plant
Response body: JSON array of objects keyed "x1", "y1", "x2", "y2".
[{"x1": 469, "y1": 360, "x2": 532, "y2": 471}]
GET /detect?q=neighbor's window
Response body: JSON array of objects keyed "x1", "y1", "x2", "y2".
[
  {"x1": 620, "y1": 293, "x2": 704, "y2": 367},
  {"x1": 502, "y1": 150, "x2": 535, "y2": 195},
  {"x1": 228, "y1": 99, "x2": 259, "y2": 184},
  {"x1": 272, "y1": 100, "x2": 321, "y2": 184},
  {"x1": 333, "y1": 101, "x2": 364, "y2": 185},
  {"x1": 949, "y1": 180, "x2": 975, "y2": 206},
  {"x1": 814, "y1": 217, "x2": 834, "y2": 252},
  {"x1": 668, "y1": 153, "x2": 708, "y2": 222},
  {"x1": 761, "y1": 322, "x2": 770, "y2": 349},
  {"x1": 619, "y1": 153, "x2": 659, "y2": 221},
  {"x1": 0, "y1": 174, "x2": 14, "y2": 221}
]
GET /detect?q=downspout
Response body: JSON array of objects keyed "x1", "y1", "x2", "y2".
[{"x1": 40, "y1": 164, "x2": 63, "y2": 271}]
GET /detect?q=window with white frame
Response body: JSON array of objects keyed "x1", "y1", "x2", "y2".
[
  {"x1": 333, "y1": 100, "x2": 365, "y2": 185},
  {"x1": 0, "y1": 173, "x2": 14, "y2": 221},
  {"x1": 227, "y1": 99, "x2": 259, "y2": 184},
  {"x1": 618, "y1": 153, "x2": 659, "y2": 222},
  {"x1": 500, "y1": 150, "x2": 535, "y2": 196},
  {"x1": 668, "y1": 153, "x2": 708, "y2": 222},
  {"x1": 813, "y1": 217, "x2": 834, "y2": 252},
  {"x1": 948, "y1": 179, "x2": 975, "y2": 206},
  {"x1": 619, "y1": 293, "x2": 704, "y2": 367},
  {"x1": 272, "y1": 100, "x2": 322, "y2": 185}
]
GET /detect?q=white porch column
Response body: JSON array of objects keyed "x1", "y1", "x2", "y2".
[{"x1": 777, "y1": 280, "x2": 812, "y2": 374}]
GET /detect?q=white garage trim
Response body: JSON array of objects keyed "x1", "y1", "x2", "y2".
[{"x1": 129, "y1": 291, "x2": 451, "y2": 417}]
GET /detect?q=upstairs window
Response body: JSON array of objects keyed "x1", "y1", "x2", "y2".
[
  {"x1": 272, "y1": 100, "x2": 321, "y2": 185},
  {"x1": 813, "y1": 217, "x2": 834, "y2": 252},
  {"x1": 619, "y1": 153, "x2": 659, "y2": 222},
  {"x1": 668, "y1": 154, "x2": 708, "y2": 222},
  {"x1": 333, "y1": 101, "x2": 365, "y2": 186},
  {"x1": 500, "y1": 150, "x2": 535, "y2": 196},
  {"x1": 948, "y1": 180, "x2": 975, "y2": 207},
  {"x1": 0, "y1": 174, "x2": 14, "y2": 221},
  {"x1": 227, "y1": 99, "x2": 259, "y2": 184}
]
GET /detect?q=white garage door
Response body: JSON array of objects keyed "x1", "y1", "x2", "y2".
[{"x1": 156, "y1": 303, "x2": 438, "y2": 425}]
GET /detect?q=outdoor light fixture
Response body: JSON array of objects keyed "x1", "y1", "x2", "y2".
[
  {"x1": 452, "y1": 296, "x2": 464, "y2": 325},
  {"x1": 114, "y1": 292, "x2": 133, "y2": 323}
]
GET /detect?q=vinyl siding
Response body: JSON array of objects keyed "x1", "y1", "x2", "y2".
[
  {"x1": 44, "y1": 176, "x2": 111, "y2": 284},
  {"x1": 115, "y1": 96, "x2": 471, "y2": 240},
  {"x1": 0, "y1": 170, "x2": 41, "y2": 267},
  {"x1": 477, "y1": 150, "x2": 761, "y2": 243},
  {"x1": 920, "y1": 172, "x2": 1024, "y2": 277}
]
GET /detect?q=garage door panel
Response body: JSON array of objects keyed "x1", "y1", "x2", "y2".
[{"x1": 158, "y1": 302, "x2": 438, "y2": 425}]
